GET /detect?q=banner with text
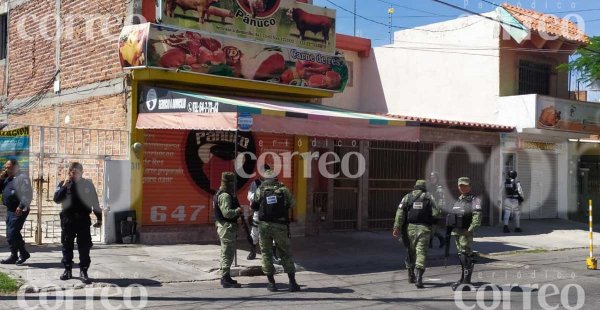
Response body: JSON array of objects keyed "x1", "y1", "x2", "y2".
[
  {"x1": 537, "y1": 96, "x2": 600, "y2": 134},
  {"x1": 0, "y1": 127, "x2": 30, "y2": 173},
  {"x1": 119, "y1": 23, "x2": 348, "y2": 92},
  {"x1": 160, "y1": 0, "x2": 336, "y2": 54}
]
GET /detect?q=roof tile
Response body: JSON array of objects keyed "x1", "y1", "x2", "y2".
[{"x1": 501, "y1": 3, "x2": 589, "y2": 43}]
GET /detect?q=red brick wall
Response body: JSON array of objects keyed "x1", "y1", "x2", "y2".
[
  {"x1": 6, "y1": 0, "x2": 57, "y2": 101},
  {"x1": 59, "y1": 0, "x2": 127, "y2": 89},
  {"x1": 5, "y1": 0, "x2": 127, "y2": 102},
  {"x1": 7, "y1": 93, "x2": 127, "y2": 129}
]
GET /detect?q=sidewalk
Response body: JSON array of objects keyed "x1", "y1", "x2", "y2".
[{"x1": 0, "y1": 219, "x2": 597, "y2": 292}]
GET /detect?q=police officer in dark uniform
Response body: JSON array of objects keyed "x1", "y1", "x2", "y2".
[
  {"x1": 503, "y1": 170, "x2": 524, "y2": 233},
  {"x1": 53, "y1": 162, "x2": 102, "y2": 283},
  {"x1": 0, "y1": 159, "x2": 33, "y2": 265},
  {"x1": 447, "y1": 177, "x2": 482, "y2": 291}
]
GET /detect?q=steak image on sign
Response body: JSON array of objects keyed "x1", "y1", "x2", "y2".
[{"x1": 119, "y1": 23, "x2": 349, "y2": 92}]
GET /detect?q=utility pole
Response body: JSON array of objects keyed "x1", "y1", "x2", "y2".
[
  {"x1": 388, "y1": 7, "x2": 394, "y2": 44},
  {"x1": 353, "y1": 0, "x2": 357, "y2": 36}
]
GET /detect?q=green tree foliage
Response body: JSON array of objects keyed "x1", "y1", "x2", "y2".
[{"x1": 558, "y1": 36, "x2": 600, "y2": 85}]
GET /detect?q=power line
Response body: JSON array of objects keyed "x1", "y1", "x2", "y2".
[
  {"x1": 372, "y1": 0, "x2": 452, "y2": 17},
  {"x1": 477, "y1": 0, "x2": 599, "y2": 54},
  {"x1": 324, "y1": 0, "x2": 483, "y2": 33}
]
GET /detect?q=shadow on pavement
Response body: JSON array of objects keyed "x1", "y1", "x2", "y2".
[
  {"x1": 91, "y1": 278, "x2": 163, "y2": 287},
  {"x1": 21, "y1": 262, "x2": 64, "y2": 269}
]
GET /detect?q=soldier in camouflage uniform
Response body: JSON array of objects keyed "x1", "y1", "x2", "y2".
[
  {"x1": 251, "y1": 170, "x2": 300, "y2": 292},
  {"x1": 393, "y1": 180, "x2": 441, "y2": 289},
  {"x1": 214, "y1": 172, "x2": 243, "y2": 288},
  {"x1": 427, "y1": 172, "x2": 446, "y2": 248},
  {"x1": 447, "y1": 177, "x2": 482, "y2": 291}
]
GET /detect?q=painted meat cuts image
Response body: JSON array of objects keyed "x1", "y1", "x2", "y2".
[{"x1": 121, "y1": 23, "x2": 348, "y2": 92}]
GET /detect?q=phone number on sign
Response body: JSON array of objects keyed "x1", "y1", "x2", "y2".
[{"x1": 149, "y1": 205, "x2": 207, "y2": 223}]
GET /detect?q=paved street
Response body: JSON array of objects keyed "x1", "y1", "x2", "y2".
[
  {"x1": 1, "y1": 248, "x2": 598, "y2": 310},
  {"x1": 1, "y1": 219, "x2": 599, "y2": 309}
]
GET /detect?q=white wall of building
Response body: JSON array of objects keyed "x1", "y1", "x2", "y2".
[{"x1": 359, "y1": 13, "x2": 503, "y2": 122}]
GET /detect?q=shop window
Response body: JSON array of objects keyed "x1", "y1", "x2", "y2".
[{"x1": 518, "y1": 60, "x2": 550, "y2": 95}]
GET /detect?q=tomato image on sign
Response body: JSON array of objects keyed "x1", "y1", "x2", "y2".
[{"x1": 185, "y1": 130, "x2": 257, "y2": 194}]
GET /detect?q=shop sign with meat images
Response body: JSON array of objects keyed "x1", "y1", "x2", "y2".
[
  {"x1": 537, "y1": 96, "x2": 600, "y2": 134},
  {"x1": 119, "y1": 23, "x2": 349, "y2": 92},
  {"x1": 160, "y1": 0, "x2": 336, "y2": 55}
]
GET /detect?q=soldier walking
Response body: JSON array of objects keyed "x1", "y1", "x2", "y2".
[
  {"x1": 447, "y1": 177, "x2": 482, "y2": 291},
  {"x1": 393, "y1": 180, "x2": 441, "y2": 289},
  {"x1": 251, "y1": 170, "x2": 300, "y2": 292},
  {"x1": 214, "y1": 172, "x2": 243, "y2": 288}
]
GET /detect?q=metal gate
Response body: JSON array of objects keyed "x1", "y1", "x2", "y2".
[
  {"x1": 330, "y1": 142, "x2": 361, "y2": 230},
  {"x1": 0, "y1": 125, "x2": 129, "y2": 244},
  {"x1": 368, "y1": 141, "x2": 492, "y2": 229},
  {"x1": 368, "y1": 141, "x2": 433, "y2": 229},
  {"x1": 576, "y1": 156, "x2": 600, "y2": 224}
]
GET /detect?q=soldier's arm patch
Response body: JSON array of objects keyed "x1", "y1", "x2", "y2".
[{"x1": 473, "y1": 198, "x2": 482, "y2": 211}]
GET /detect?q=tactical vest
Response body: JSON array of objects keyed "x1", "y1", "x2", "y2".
[
  {"x1": 258, "y1": 182, "x2": 288, "y2": 224},
  {"x1": 447, "y1": 195, "x2": 475, "y2": 229},
  {"x1": 406, "y1": 193, "x2": 434, "y2": 226},
  {"x1": 504, "y1": 178, "x2": 520, "y2": 199},
  {"x1": 213, "y1": 190, "x2": 240, "y2": 223}
]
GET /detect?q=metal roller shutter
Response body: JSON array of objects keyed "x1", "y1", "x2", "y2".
[{"x1": 517, "y1": 150, "x2": 558, "y2": 219}]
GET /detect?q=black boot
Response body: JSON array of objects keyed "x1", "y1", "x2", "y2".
[
  {"x1": 1, "y1": 250, "x2": 18, "y2": 264},
  {"x1": 503, "y1": 225, "x2": 510, "y2": 233},
  {"x1": 267, "y1": 274, "x2": 278, "y2": 292},
  {"x1": 80, "y1": 267, "x2": 91, "y2": 284},
  {"x1": 407, "y1": 268, "x2": 416, "y2": 284},
  {"x1": 415, "y1": 268, "x2": 425, "y2": 289},
  {"x1": 272, "y1": 247, "x2": 281, "y2": 265},
  {"x1": 515, "y1": 227, "x2": 522, "y2": 233},
  {"x1": 221, "y1": 274, "x2": 241, "y2": 288},
  {"x1": 16, "y1": 247, "x2": 30, "y2": 266},
  {"x1": 247, "y1": 245, "x2": 257, "y2": 260},
  {"x1": 60, "y1": 267, "x2": 73, "y2": 281},
  {"x1": 451, "y1": 255, "x2": 466, "y2": 291},
  {"x1": 438, "y1": 235, "x2": 445, "y2": 249},
  {"x1": 288, "y1": 273, "x2": 301, "y2": 292},
  {"x1": 463, "y1": 257, "x2": 475, "y2": 285}
]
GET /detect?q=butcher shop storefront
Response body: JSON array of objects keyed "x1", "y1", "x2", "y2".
[
  {"x1": 130, "y1": 84, "x2": 419, "y2": 243},
  {"x1": 119, "y1": 0, "x2": 422, "y2": 243}
]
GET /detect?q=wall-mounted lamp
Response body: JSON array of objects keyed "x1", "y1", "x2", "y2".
[{"x1": 132, "y1": 142, "x2": 143, "y2": 155}]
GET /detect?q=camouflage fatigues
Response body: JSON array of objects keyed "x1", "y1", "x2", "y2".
[
  {"x1": 449, "y1": 177, "x2": 482, "y2": 255},
  {"x1": 252, "y1": 180, "x2": 296, "y2": 275},
  {"x1": 394, "y1": 186, "x2": 441, "y2": 270},
  {"x1": 215, "y1": 173, "x2": 240, "y2": 276}
]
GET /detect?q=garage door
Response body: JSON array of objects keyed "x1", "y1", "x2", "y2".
[{"x1": 517, "y1": 150, "x2": 558, "y2": 219}]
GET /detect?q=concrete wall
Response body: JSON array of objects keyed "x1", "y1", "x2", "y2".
[{"x1": 359, "y1": 13, "x2": 502, "y2": 122}]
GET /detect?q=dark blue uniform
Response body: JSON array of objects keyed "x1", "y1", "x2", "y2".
[
  {"x1": 1, "y1": 173, "x2": 32, "y2": 257},
  {"x1": 53, "y1": 178, "x2": 102, "y2": 269}
]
